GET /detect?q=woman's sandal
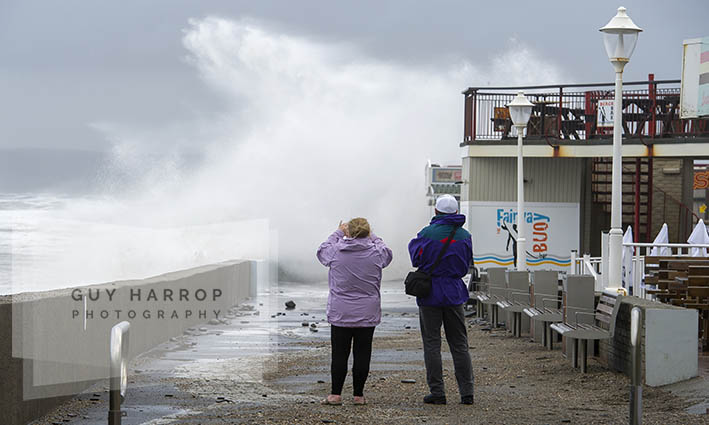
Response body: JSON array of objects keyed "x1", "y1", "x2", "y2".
[
  {"x1": 321, "y1": 395, "x2": 342, "y2": 405},
  {"x1": 353, "y1": 396, "x2": 367, "y2": 406}
]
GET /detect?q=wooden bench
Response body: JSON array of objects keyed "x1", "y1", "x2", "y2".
[
  {"x1": 685, "y1": 266, "x2": 709, "y2": 351},
  {"x1": 473, "y1": 267, "x2": 507, "y2": 327},
  {"x1": 550, "y1": 289, "x2": 623, "y2": 373},
  {"x1": 689, "y1": 265, "x2": 709, "y2": 277},
  {"x1": 643, "y1": 258, "x2": 709, "y2": 300},
  {"x1": 644, "y1": 258, "x2": 709, "y2": 351}
]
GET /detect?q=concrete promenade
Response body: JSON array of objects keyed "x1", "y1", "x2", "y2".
[
  {"x1": 31, "y1": 280, "x2": 709, "y2": 424},
  {"x1": 2, "y1": 260, "x2": 254, "y2": 425}
]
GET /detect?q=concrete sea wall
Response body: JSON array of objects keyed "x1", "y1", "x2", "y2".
[{"x1": 0, "y1": 260, "x2": 255, "y2": 425}]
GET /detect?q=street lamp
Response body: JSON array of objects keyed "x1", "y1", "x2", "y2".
[
  {"x1": 507, "y1": 91, "x2": 534, "y2": 271},
  {"x1": 600, "y1": 6, "x2": 642, "y2": 288}
]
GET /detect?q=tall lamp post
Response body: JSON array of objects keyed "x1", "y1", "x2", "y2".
[
  {"x1": 507, "y1": 92, "x2": 534, "y2": 271},
  {"x1": 600, "y1": 7, "x2": 642, "y2": 288}
]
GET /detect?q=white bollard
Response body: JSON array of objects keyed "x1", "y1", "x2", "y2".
[
  {"x1": 109, "y1": 321, "x2": 130, "y2": 425},
  {"x1": 630, "y1": 307, "x2": 642, "y2": 425}
]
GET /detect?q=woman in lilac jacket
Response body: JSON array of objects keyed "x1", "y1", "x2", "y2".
[{"x1": 316, "y1": 217, "x2": 393, "y2": 406}]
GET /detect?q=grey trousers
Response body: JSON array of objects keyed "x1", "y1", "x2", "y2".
[{"x1": 418, "y1": 304, "x2": 474, "y2": 397}]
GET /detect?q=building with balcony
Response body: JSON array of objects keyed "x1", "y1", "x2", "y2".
[{"x1": 459, "y1": 74, "x2": 709, "y2": 270}]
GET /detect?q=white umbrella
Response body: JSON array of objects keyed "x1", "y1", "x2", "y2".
[
  {"x1": 649, "y1": 223, "x2": 670, "y2": 256},
  {"x1": 687, "y1": 219, "x2": 709, "y2": 257},
  {"x1": 622, "y1": 225, "x2": 634, "y2": 290}
]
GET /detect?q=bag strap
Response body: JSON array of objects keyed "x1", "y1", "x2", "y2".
[
  {"x1": 470, "y1": 235, "x2": 475, "y2": 269},
  {"x1": 426, "y1": 225, "x2": 460, "y2": 275}
]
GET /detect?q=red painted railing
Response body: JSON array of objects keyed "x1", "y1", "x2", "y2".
[
  {"x1": 654, "y1": 186, "x2": 702, "y2": 242},
  {"x1": 461, "y1": 75, "x2": 709, "y2": 144}
]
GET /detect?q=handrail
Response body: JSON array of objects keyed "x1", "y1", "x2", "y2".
[
  {"x1": 541, "y1": 296, "x2": 563, "y2": 308},
  {"x1": 624, "y1": 241, "x2": 709, "y2": 258},
  {"x1": 575, "y1": 253, "x2": 639, "y2": 293},
  {"x1": 461, "y1": 75, "x2": 706, "y2": 143},
  {"x1": 623, "y1": 242, "x2": 709, "y2": 248},
  {"x1": 572, "y1": 243, "x2": 709, "y2": 300},
  {"x1": 463, "y1": 79, "x2": 680, "y2": 94},
  {"x1": 654, "y1": 185, "x2": 701, "y2": 243},
  {"x1": 654, "y1": 186, "x2": 701, "y2": 223},
  {"x1": 109, "y1": 321, "x2": 130, "y2": 425},
  {"x1": 583, "y1": 256, "x2": 599, "y2": 281}
]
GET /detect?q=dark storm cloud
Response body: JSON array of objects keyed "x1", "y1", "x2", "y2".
[{"x1": 0, "y1": 0, "x2": 706, "y2": 150}]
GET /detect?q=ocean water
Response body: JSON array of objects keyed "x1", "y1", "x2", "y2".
[
  {"x1": 0, "y1": 193, "x2": 67, "y2": 294},
  {"x1": 0, "y1": 193, "x2": 274, "y2": 295}
]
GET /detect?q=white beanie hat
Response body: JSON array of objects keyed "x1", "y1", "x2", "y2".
[{"x1": 435, "y1": 195, "x2": 458, "y2": 214}]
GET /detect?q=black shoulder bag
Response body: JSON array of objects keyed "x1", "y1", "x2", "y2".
[{"x1": 405, "y1": 226, "x2": 459, "y2": 298}]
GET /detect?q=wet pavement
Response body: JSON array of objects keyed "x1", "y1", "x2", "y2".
[
  {"x1": 33, "y1": 280, "x2": 421, "y2": 425},
  {"x1": 32, "y1": 280, "x2": 709, "y2": 424},
  {"x1": 664, "y1": 351, "x2": 709, "y2": 415}
]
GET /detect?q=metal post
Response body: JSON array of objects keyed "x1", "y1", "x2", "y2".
[
  {"x1": 634, "y1": 158, "x2": 641, "y2": 240},
  {"x1": 630, "y1": 307, "x2": 643, "y2": 425},
  {"x1": 646, "y1": 158, "x2": 653, "y2": 242},
  {"x1": 471, "y1": 90, "x2": 477, "y2": 142},
  {"x1": 584, "y1": 91, "x2": 593, "y2": 138},
  {"x1": 570, "y1": 250, "x2": 577, "y2": 275},
  {"x1": 601, "y1": 232, "x2": 610, "y2": 288},
  {"x1": 109, "y1": 321, "x2": 130, "y2": 425},
  {"x1": 571, "y1": 338, "x2": 578, "y2": 368},
  {"x1": 635, "y1": 253, "x2": 645, "y2": 299},
  {"x1": 516, "y1": 126, "x2": 527, "y2": 271},
  {"x1": 517, "y1": 313, "x2": 522, "y2": 337},
  {"x1": 583, "y1": 253, "x2": 597, "y2": 290},
  {"x1": 558, "y1": 87, "x2": 563, "y2": 139},
  {"x1": 609, "y1": 69, "x2": 624, "y2": 288},
  {"x1": 648, "y1": 74, "x2": 656, "y2": 139},
  {"x1": 464, "y1": 93, "x2": 473, "y2": 143}
]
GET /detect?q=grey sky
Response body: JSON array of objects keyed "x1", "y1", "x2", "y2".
[{"x1": 0, "y1": 0, "x2": 706, "y2": 151}]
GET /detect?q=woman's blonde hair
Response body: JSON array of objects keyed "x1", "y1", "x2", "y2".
[{"x1": 347, "y1": 217, "x2": 370, "y2": 239}]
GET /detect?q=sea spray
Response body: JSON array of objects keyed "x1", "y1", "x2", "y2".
[{"x1": 5, "y1": 17, "x2": 566, "y2": 292}]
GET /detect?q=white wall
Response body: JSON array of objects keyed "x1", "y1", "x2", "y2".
[{"x1": 644, "y1": 308, "x2": 698, "y2": 387}]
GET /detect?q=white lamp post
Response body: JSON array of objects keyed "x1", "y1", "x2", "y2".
[
  {"x1": 507, "y1": 91, "x2": 534, "y2": 271},
  {"x1": 600, "y1": 6, "x2": 642, "y2": 288}
]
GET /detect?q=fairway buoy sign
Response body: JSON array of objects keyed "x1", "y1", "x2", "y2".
[{"x1": 462, "y1": 201, "x2": 580, "y2": 271}]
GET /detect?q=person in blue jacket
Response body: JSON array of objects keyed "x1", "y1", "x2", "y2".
[{"x1": 408, "y1": 194, "x2": 474, "y2": 405}]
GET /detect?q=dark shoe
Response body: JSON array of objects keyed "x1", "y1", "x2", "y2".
[
  {"x1": 423, "y1": 394, "x2": 447, "y2": 405},
  {"x1": 461, "y1": 395, "x2": 474, "y2": 405}
]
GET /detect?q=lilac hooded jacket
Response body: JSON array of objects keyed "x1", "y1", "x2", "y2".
[{"x1": 317, "y1": 230, "x2": 393, "y2": 327}]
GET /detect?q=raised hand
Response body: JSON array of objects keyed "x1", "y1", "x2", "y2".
[{"x1": 338, "y1": 221, "x2": 350, "y2": 237}]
